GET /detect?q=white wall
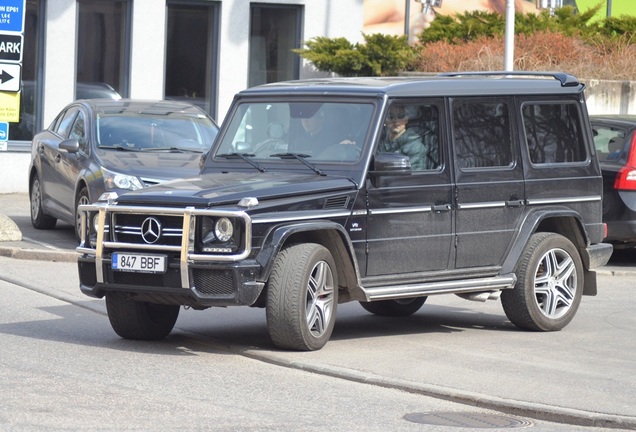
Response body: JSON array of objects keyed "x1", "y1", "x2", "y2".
[
  {"x1": 129, "y1": 0, "x2": 166, "y2": 100},
  {"x1": 216, "y1": 0, "x2": 365, "y2": 122},
  {"x1": 42, "y1": 0, "x2": 77, "y2": 128}
]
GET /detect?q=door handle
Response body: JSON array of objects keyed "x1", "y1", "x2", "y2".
[
  {"x1": 432, "y1": 204, "x2": 451, "y2": 213},
  {"x1": 505, "y1": 199, "x2": 524, "y2": 207}
]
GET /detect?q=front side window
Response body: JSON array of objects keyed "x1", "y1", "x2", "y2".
[
  {"x1": 522, "y1": 102, "x2": 587, "y2": 164},
  {"x1": 69, "y1": 111, "x2": 87, "y2": 151},
  {"x1": 376, "y1": 102, "x2": 440, "y2": 171},
  {"x1": 214, "y1": 101, "x2": 374, "y2": 163},
  {"x1": 55, "y1": 108, "x2": 80, "y2": 138},
  {"x1": 452, "y1": 99, "x2": 513, "y2": 169}
]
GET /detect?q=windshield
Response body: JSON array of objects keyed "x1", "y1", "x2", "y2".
[
  {"x1": 213, "y1": 101, "x2": 374, "y2": 163},
  {"x1": 97, "y1": 113, "x2": 218, "y2": 152}
]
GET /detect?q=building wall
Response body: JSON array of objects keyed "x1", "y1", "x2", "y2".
[{"x1": 41, "y1": 0, "x2": 365, "y2": 128}]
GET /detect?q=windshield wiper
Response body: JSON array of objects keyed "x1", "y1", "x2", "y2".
[
  {"x1": 143, "y1": 147, "x2": 202, "y2": 153},
  {"x1": 217, "y1": 152, "x2": 267, "y2": 172},
  {"x1": 270, "y1": 153, "x2": 324, "y2": 176},
  {"x1": 98, "y1": 145, "x2": 138, "y2": 152}
]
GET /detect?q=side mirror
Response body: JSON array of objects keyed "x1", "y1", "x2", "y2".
[
  {"x1": 199, "y1": 151, "x2": 209, "y2": 171},
  {"x1": 59, "y1": 138, "x2": 80, "y2": 153},
  {"x1": 371, "y1": 153, "x2": 411, "y2": 173}
]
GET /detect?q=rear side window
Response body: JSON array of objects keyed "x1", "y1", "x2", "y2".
[
  {"x1": 522, "y1": 102, "x2": 587, "y2": 164},
  {"x1": 452, "y1": 100, "x2": 513, "y2": 169}
]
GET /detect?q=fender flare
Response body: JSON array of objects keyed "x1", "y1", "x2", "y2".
[
  {"x1": 255, "y1": 220, "x2": 362, "y2": 292},
  {"x1": 500, "y1": 206, "x2": 589, "y2": 274}
]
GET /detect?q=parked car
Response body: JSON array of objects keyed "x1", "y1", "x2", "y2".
[
  {"x1": 28, "y1": 99, "x2": 219, "y2": 239},
  {"x1": 11, "y1": 81, "x2": 122, "y2": 142},
  {"x1": 590, "y1": 115, "x2": 636, "y2": 248},
  {"x1": 76, "y1": 72, "x2": 612, "y2": 351}
]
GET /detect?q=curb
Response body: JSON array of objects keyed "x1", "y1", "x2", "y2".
[
  {"x1": 240, "y1": 349, "x2": 636, "y2": 430},
  {"x1": 0, "y1": 246, "x2": 78, "y2": 262}
]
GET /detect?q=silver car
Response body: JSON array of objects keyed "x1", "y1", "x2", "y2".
[{"x1": 28, "y1": 99, "x2": 219, "y2": 239}]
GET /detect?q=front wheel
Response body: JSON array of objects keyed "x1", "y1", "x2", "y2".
[
  {"x1": 359, "y1": 297, "x2": 427, "y2": 317},
  {"x1": 30, "y1": 174, "x2": 57, "y2": 229},
  {"x1": 266, "y1": 243, "x2": 338, "y2": 351},
  {"x1": 75, "y1": 186, "x2": 90, "y2": 241},
  {"x1": 106, "y1": 293, "x2": 180, "y2": 340},
  {"x1": 501, "y1": 232, "x2": 583, "y2": 332}
]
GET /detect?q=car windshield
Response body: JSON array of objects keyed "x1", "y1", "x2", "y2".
[
  {"x1": 97, "y1": 113, "x2": 218, "y2": 152},
  {"x1": 213, "y1": 101, "x2": 375, "y2": 164}
]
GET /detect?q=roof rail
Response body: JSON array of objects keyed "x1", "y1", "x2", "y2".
[{"x1": 437, "y1": 71, "x2": 580, "y2": 87}]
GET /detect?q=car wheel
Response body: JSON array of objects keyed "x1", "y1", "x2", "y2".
[
  {"x1": 75, "y1": 186, "x2": 90, "y2": 241},
  {"x1": 359, "y1": 297, "x2": 427, "y2": 317},
  {"x1": 266, "y1": 243, "x2": 338, "y2": 351},
  {"x1": 30, "y1": 174, "x2": 57, "y2": 229},
  {"x1": 106, "y1": 292, "x2": 180, "y2": 340},
  {"x1": 501, "y1": 232, "x2": 583, "y2": 331}
]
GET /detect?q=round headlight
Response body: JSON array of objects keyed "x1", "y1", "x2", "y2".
[
  {"x1": 92, "y1": 214, "x2": 100, "y2": 232},
  {"x1": 214, "y1": 217, "x2": 233, "y2": 242}
]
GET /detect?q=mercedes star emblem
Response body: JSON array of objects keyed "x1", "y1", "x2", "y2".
[{"x1": 141, "y1": 217, "x2": 162, "y2": 244}]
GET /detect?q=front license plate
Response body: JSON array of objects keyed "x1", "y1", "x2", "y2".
[{"x1": 111, "y1": 253, "x2": 167, "y2": 273}]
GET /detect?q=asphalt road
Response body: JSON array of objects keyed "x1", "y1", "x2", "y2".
[{"x1": 1, "y1": 192, "x2": 636, "y2": 430}]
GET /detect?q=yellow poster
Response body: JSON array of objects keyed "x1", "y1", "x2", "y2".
[{"x1": 0, "y1": 91, "x2": 20, "y2": 123}]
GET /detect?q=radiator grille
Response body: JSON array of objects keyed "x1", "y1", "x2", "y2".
[{"x1": 112, "y1": 213, "x2": 183, "y2": 246}]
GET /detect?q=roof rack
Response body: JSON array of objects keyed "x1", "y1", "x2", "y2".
[{"x1": 437, "y1": 71, "x2": 579, "y2": 87}]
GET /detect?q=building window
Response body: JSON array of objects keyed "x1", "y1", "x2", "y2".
[
  {"x1": 77, "y1": 0, "x2": 130, "y2": 97},
  {"x1": 165, "y1": 2, "x2": 219, "y2": 118},
  {"x1": 9, "y1": 0, "x2": 44, "y2": 145},
  {"x1": 249, "y1": 4, "x2": 301, "y2": 87}
]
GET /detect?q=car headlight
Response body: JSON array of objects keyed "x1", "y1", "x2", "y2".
[
  {"x1": 215, "y1": 217, "x2": 233, "y2": 242},
  {"x1": 199, "y1": 216, "x2": 237, "y2": 253},
  {"x1": 101, "y1": 168, "x2": 143, "y2": 191}
]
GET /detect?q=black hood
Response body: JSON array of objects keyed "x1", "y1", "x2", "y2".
[{"x1": 115, "y1": 171, "x2": 357, "y2": 207}]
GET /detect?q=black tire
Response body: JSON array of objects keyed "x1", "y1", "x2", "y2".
[
  {"x1": 501, "y1": 232, "x2": 583, "y2": 332},
  {"x1": 359, "y1": 297, "x2": 427, "y2": 317},
  {"x1": 30, "y1": 174, "x2": 57, "y2": 229},
  {"x1": 106, "y1": 293, "x2": 179, "y2": 340},
  {"x1": 75, "y1": 186, "x2": 90, "y2": 241},
  {"x1": 266, "y1": 243, "x2": 338, "y2": 351}
]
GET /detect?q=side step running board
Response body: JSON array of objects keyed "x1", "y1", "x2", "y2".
[{"x1": 361, "y1": 274, "x2": 517, "y2": 302}]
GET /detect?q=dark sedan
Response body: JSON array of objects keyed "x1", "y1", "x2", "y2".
[
  {"x1": 28, "y1": 99, "x2": 219, "y2": 239},
  {"x1": 590, "y1": 115, "x2": 636, "y2": 248}
]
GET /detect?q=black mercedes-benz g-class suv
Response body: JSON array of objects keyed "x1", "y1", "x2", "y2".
[{"x1": 77, "y1": 72, "x2": 613, "y2": 351}]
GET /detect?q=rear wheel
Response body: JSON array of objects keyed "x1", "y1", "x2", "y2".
[
  {"x1": 106, "y1": 293, "x2": 179, "y2": 340},
  {"x1": 359, "y1": 297, "x2": 427, "y2": 317},
  {"x1": 30, "y1": 174, "x2": 57, "y2": 229},
  {"x1": 266, "y1": 243, "x2": 338, "y2": 351},
  {"x1": 501, "y1": 232, "x2": 583, "y2": 331}
]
